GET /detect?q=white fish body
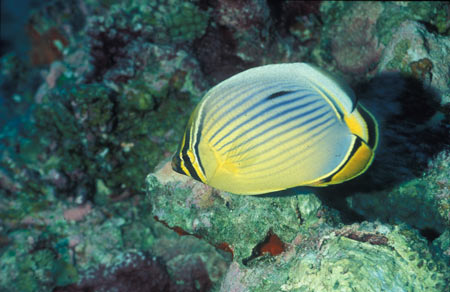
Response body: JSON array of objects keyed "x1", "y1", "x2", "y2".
[{"x1": 172, "y1": 63, "x2": 378, "y2": 195}]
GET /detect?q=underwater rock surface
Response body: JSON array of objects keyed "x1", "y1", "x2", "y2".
[
  {"x1": 0, "y1": 189, "x2": 227, "y2": 291},
  {"x1": 378, "y1": 20, "x2": 450, "y2": 105},
  {"x1": 147, "y1": 161, "x2": 448, "y2": 291},
  {"x1": 0, "y1": 1, "x2": 449, "y2": 291}
]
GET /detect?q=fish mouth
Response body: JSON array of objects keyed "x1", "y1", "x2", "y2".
[{"x1": 171, "y1": 154, "x2": 186, "y2": 175}]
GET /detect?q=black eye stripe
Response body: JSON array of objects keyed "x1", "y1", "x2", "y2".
[
  {"x1": 183, "y1": 154, "x2": 201, "y2": 182},
  {"x1": 177, "y1": 120, "x2": 202, "y2": 182},
  {"x1": 171, "y1": 154, "x2": 185, "y2": 175}
]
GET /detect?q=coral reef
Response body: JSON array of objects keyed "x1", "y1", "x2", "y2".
[
  {"x1": 54, "y1": 252, "x2": 174, "y2": 292},
  {"x1": 0, "y1": 190, "x2": 227, "y2": 291},
  {"x1": 328, "y1": 2, "x2": 384, "y2": 75},
  {"x1": 194, "y1": 0, "x2": 321, "y2": 83},
  {"x1": 378, "y1": 20, "x2": 450, "y2": 105},
  {"x1": 85, "y1": 0, "x2": 209, "y2": 83},
  {"x1": 0, "y1": 1, "x2": 449, "y2": 291},
  {"x1": 347, "y1": 150, "x2": 450, "y2": 234},
  {"x1": 318, "y1": 1, "x2": 450, "y2": 84},
  {"x1": 148, "y1": 160, "x2": 338, "y2": 261},
  {"x1": 32, "y1": 42, "x2": 207, "y2": 201},
  {"x1": 147, "y1": 161, "x2": 448, "y2": 291}
]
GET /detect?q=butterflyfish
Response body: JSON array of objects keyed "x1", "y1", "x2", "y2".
[{"x1": 172, "y1": 63, "x2": 378, "y2": 195}]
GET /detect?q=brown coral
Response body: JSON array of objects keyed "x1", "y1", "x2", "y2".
[
  {"x1": 27, "y1": 25, "x2": 68, "y2": 66},
  {"x1": 410, "y1": 58, "x2": 433, "y2": 81}
]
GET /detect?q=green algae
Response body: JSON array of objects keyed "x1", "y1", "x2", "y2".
[
  {"x1": 147, "y1": 163, "x2": 449, "y2": 291},
  {"x1": 147, "y1": 170, "x2": 338, "y2": 261},
  {"x1": 216, "y1": 224, "x2": 448, "y2": 292},
  {"x1": 155, "y1": 1, "x2": 209, "y2": 43},
  {"x1": 52, "y1": 259, "x2": 79, "y2": 287},
  {"x1": 433, "y1": 230, "x2": 450, "y2": 263},
  {"x1": 347, "y1": 150, "x2": 449, "y2": 235},
  {"x1": 376, "y1": 2, "x2": 449, "y2": 45},
  {"x1": 94, "y1": 179, "x2": 113, "y2": 205},
  {"x1": 92, "y1": 0, "x2": 210, "y2": 45},
  {"x1": 319, "y1": 2, "x2": 350, "y2": 27},
  {"x1": 385, "y1": 39, "x2": 411, "y2": 72},
  {"x1": 282, "y1": 225, "x2": 447, "y2": 292},
  {"x1": 296, "y1": 194, "x2": 322, "y2": 228},
  {"x1": 0, "y1": 192, "x2": 227, "y2": 291},
  {"x1": 320, "y1": 2, "x2": 448, "y2": 75},
  {"x1": 0, "y1": 228, "x2": 74, "y2": 292},
  {"x1": 33, "y1": 51, "x2": 202, "y2": 199}
]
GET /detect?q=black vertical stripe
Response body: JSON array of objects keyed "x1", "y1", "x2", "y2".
[
  {"x1": 172, "y1": 126, "x2": 190, "y2": 175},
  {"x1": 180, "y1": 126, "x2": 191, "y2": 167},
  {"x1": 183, "y1": 156, "x2": 202, "y2": 182},
  {"x1": 181, "y1": 124, "x2": 202, "y2": 182},
  {"x1": 193, "y1": 118, "x2": 206, "y2": 180},
  {"x1": 357, "y1": 105, "x2": 378, "y2": 149},
  {"x1": 171, "y1": 153, "x2": 184, "y2": 174}
]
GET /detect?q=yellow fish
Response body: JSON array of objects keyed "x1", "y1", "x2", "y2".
[{"x1": 172, "y1": 63, "x2": 378, "y2": 195}]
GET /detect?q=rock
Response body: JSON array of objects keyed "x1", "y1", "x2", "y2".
[
  {"x1": 146, "y1": 160, "x2": 448, "y2": 291},
  {"x1": 0, "y1": 193, "x2": 227, "y2": 292},
  {"x1": 378, "y1": 20, "x2": 450, "y2": 105},
  {"x1": 347, "y1": 150, "x2": 450, "y2": 234},
  {"x1": 147, "y1": 160, "x2": 339, "y2": 262},
  {"x1": 328, "y1": 2, "x2": 384, "y2": 75}
]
